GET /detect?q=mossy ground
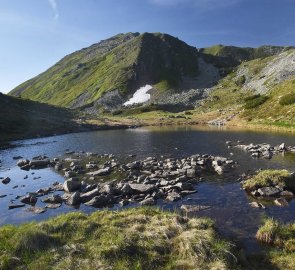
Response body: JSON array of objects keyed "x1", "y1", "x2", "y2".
[{"x1": 0, "y1": 207, "x2": 237, "y2": 270}]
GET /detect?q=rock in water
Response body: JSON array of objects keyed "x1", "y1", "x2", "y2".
[
  {"x1": 257, "y1": 187, "x2": 281, "y2": 197},
  {"x1": 84, "y1": 195, "x2": 110, "y2": 208},
  {"x1": 274, "y1": 197, "x2": 289, "y2": 206},
  {"x1": 8, "y1": 204, "x2": 25, "y2": 210},
  {"x1": 45, "y1": 203, "x2": 62, "y2": 209},
  {"x1": 80, "y1": 188, "x2": 100, "y2": 203},
  {"x1": 180, "y1": 204, "x2": 211, "y2": 213},
  {"x1": 67, "y1": 192, "x2": 81, "y2": 205},
  {"x1": 26, "y1": 207, "x2": 47, "y2": 214},
  {"x1": 2, "y1": 177, "x2": 11, "y2": 184},
  {"x1": 42, "y1": 194, "x2": 63, "y2": 204},
  {"x1": 29, "y1": 159, "x2": 50, "y2": 168},
  {"x1": 20, "y1": 194, "x2": 37, "y2": 204},
  {"x1": 140, "y1": 197, "x2": 155, "y2": 206},
  {"x1": 63, "y1": 178, "x2": 81, "y2": 192}
]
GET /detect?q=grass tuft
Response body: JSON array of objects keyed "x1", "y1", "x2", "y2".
[
  {"x1": 242, "y1": 169, "x2": 291, "y2": 191},
  {"x1": 0, "y1": 207, "x2": 237, "y2": 270}
]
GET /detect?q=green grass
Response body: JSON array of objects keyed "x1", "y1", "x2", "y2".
[
  {"x1": 279, "y1": 92, "x2": 295, "y2": 105},
  {"x1": 255, "y1": 218, "x2": 295, "y2": 270},
  {"x1": 242, "y1": 77, "x2": 295, "y2": 124},
  {"x1": 242, "y1": 170, "x2": 292, "y2": 191},
  {"x1": 244, "y1": 94, "x2": 268, "y2": 109},
  {"x1": 0, "y1": 208, "x2": 237, "y2": 270}
]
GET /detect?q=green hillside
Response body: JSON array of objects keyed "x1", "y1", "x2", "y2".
[
  {"x1": 10, "y1": 33, "x2": 199, "y2": 109},
  {"x1": 0, "y1": 93, "x2": 78, "y2": 141}
]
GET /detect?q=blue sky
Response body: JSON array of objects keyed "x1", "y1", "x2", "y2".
[{"x1": 0, "y1": 0, "x2": 294, "y2": 93}]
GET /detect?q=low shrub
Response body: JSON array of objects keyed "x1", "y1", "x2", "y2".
[
  {"x1": 279, "y1": 92, "x2": 295, "y2": 106},
  {"x1": 244, "y1": 94, "x2": 268, "y2": 109}
]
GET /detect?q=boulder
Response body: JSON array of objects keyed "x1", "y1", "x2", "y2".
[
  {"x1": 17, "y1": 159, "x2": 30, "y2": 167},
  {"x1": 80, "y1": 188, "x2": 100, "y2": 203},
  {"x1": 119, "y1": 199, "x2": 129, "y2": 206},
  {"x1": 87, "y1": 167, "x2": 111, "y2": 176},
  {"x1": 257, "y1": 187, "x2": 281, "y2": 197},
  {"x1": 100, "y1": 184, "x2": 114, "y2": 195},
  {"x1": 42, "y1": 194, "x2": 63, "y2": 204},
  {"x1": 84, "y1": 195, "x2": 110, "y2": 208},
  {"x1": 274, "y1": 197, "x2": 289, "y2": 207},
  {"x1": 213, "y1": 165, "x2": 224, "y2": 175},
  {"x1": 129, "y1": 184, "x2": 155, "y2": 194},
  {"x1": 175, "y1": 182, "x2": 194, "y2": 191},
  {"x1": 249, "y1": 202, "x2": 262, "y2": 208},
  {"x1": 140, "y1": 197, "x2": 155, "y2": 206},
  {"x1": 2, "y1": 177, "x2": 11, "y2": 184},
  {"x1": 166, "y1": 191, "x2": 181, "y2": 202},
  {"x1": 126, "y1": 161, "x2": 141, "y2": 170},
  {"x1": 8, "y1": 203, "x2": 25, "y2": 209},
  {"x1": 29, "y1": 159, "x2": 50, "y2": 168},
  {"x1": 280, "y1": 190, "x2": 294, "y2": 197},
  {"x1": 86, "y1": 164, "x2": 97, "y2": 170},
  {"x1": 26, "y1": 207, "x2": 47, "y2": 214},
  {"x1": 186, "y1": 168, "x2": 196, "y2": 178},
  {"x1": 64, "y1": 171, "x2": 76, "y2": 178},
  {"x1": 180, "y1": 204, "x2": 211, "y2": 213},
  {"x1": 63, "y1": 179, "x2": 81, "y2": 192},
  {"x1": 45, "y1": 203, "x2": 62, "y2": 209},
  {"x1": 67, "y1": 192, "x2": 81, "y2": 205},
  {"x1": 279, "y1": 143, "x2": 286, "y2": 151},
  {"x1": 20, "y1": 194, "x2": 37, "y2": 204},
  {"x1": 120, "y1": 183, "x2": 133, "y2": 195}
]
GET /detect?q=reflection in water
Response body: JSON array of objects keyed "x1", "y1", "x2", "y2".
[{"x1": 1, "y1": 125, "x2": 295, "y2": 251}]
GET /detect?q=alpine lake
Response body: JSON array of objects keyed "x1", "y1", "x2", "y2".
[{"x1": 1, "y1": 125, "x2": 295, "y2": 253}]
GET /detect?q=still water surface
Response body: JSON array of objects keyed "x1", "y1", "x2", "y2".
[{"x1": 1, "y1": 125, "x2": 295, "y2": 251}]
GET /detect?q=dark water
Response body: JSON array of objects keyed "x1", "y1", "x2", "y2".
[{"x1": 1, "y1": 125, "x2": 295, "y2": 251}]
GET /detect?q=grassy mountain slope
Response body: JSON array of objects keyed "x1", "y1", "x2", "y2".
[
  {"x1": 198, "y1": 48, "x2": 295, "y2": 125},
  {"x1": 0, "y1": 93, "x2": 78, "y2": 142},
  {"x1": 10, "y1": 33, "x2": 199, "y2": 109}
]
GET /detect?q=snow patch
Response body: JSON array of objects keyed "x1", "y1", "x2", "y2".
[{"x1": 124, "y1": 85, "x2": 153, "y2": 106}]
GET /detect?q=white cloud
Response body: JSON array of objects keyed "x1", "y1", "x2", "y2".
[
  {"x1": 48, "y1": 0, "x2": 59, "y2": 20},
  {"x1": 150, "y1": 0, "x2": 242, "y2": 9}
]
